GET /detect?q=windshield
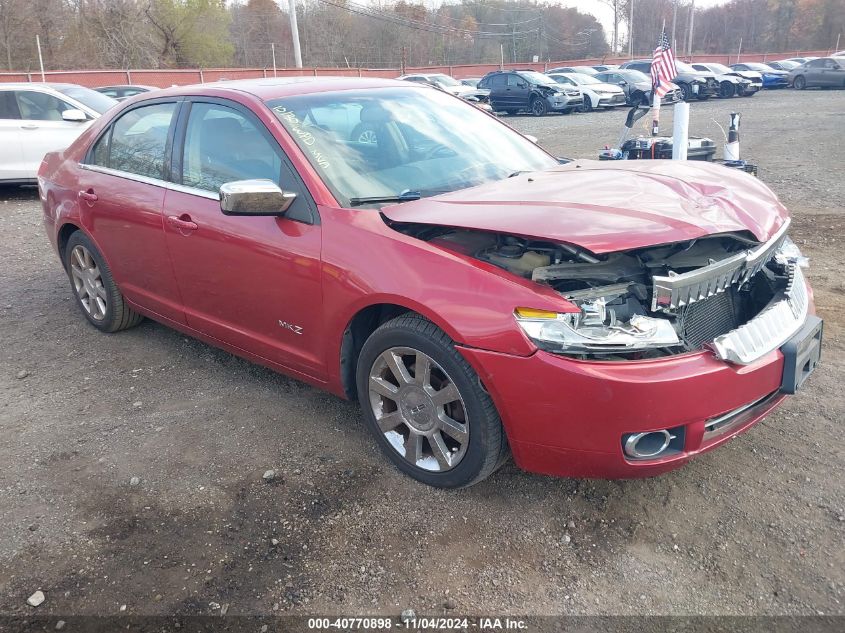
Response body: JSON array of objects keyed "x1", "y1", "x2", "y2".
[
  {"x1": 775, "y1": 60, "x2": 799, "y2": 69},
  {"x1": 567, "y1": 73, "x2": 601, "y2": 85},
  {"x1": 744, "y1": 63, "x2": 773, "y2": 71},
  {"x1": 54, "y1": 86, "x2": 117, "y2": 114},
  {"x1": 268, "y1": 87, "x2": 557, "y2": 207},
  {"x1": 431, "y1": 74, "x2": 461, "y2": 87},
  {"x1": 675, "y1": 61, "x2": 696, "y2": 73},
  {"x1": 707, "y1": 63, "x2": 732, "y2": 74},
  {"x1": 519, "y1": 71, "x2": 558, "y2": 86},
  {"x1": 618, "y1": 69, "x2": 650, "y2": 83}
]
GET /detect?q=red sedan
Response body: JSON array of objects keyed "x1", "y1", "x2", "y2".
[{"x1": 39, "y1": 78, "x2": 822, "y2": 488}]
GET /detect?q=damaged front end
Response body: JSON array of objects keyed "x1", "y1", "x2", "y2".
[{"x1": 398, "y1": 218, "x2": 809, "y2": 364}]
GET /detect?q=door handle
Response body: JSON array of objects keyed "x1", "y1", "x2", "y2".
[
  {"x1": 78, "y1": 189, "x2": 98, "y2": 203},
  {"x1": 167, "y1": 214, "x2": 198, "y2": 231},
  {"x1": 20, "y1": 124, "x2": 39, "y2": 130}
]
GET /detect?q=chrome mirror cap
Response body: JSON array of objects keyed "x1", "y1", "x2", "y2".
[{"x1": 219, "y1": 179, "x2": 296, "y2": 216}]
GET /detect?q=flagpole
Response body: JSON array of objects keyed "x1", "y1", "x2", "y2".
[{"x1": 652, "y1": 21, "x2": 666, "y2": 137}]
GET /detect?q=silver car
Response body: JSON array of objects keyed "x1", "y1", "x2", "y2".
[{"x1": 789, "y1": 57, "x2": 845, "y2": 89}]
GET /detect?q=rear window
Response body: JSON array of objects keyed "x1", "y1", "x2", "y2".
[{"x1": 54, "y1": 85, "x2": 117, "y2": 114}]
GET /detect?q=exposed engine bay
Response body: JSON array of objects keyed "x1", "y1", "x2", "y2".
[{"x1": 394, "y1": 221, "x2": 801, "y2": 361}]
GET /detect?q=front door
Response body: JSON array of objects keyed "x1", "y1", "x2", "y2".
[
  {"x1": 14, "y1": 89, "x2": 92, "y2": 175},
  {"x1": 162, "y1": 99, "x2": 325, "y2": 379}
]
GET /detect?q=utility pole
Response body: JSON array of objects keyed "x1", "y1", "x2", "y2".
[
  {"x1": 629, "y1": 0, "x2": 634, "y2": 58},
  {"x1": 36, "y1": 34, "x2": 45, "y2": 82},
  {"x1": 287, "y1": 0, "x2": 303, "y2": 68},
  {"x1": 671, "y1": 1, "x2": 677, "y2": 48},
  {"x1": 686, "y1": 0, "x2": 695, "y2": 57},
  {"x1": 271, "y1": 43, "x2": 277, "y2": 76}
]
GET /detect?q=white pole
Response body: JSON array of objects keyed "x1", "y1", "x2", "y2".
[
  {"x1": 287, "y1": 0, "x2": 302, "y2": 68},
  {"x1": 500, "y1": 44, "x2": 504, "y2": 69},
  {"x1": 672, "y1": 101, "x2": 689, "y2": 160},
  {"x1": 629, "y1": 0, "x2": 634, "y2": 58},
  {"x1": 736, "y1": 36, "x2": 743, "y2": 64},
  {"x1": 686, "y1": 0, "x2": 695, "y2": 57},
  {"x1": 651, "y1": 94, "x2": 661, "y2": 136},
  {"x1": 36, "y1": 34, "x2": 45, "y2": 82},
  {"x1": 271, "y1": 43, "x2": 277, "y2": 76},
  {"x1": 835, "y1": 33, "x2": 841, "y2": 53}
]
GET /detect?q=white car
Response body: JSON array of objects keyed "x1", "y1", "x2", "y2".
[
  {"x1": 546, "y1": 73, "x2": 626, "y2": 111},
  {"x1": 0, "y1": 83, "x2": 117, "y2": 183}
]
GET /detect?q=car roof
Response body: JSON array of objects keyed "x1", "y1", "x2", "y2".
[
  {"x1": 0, "y1": 82, "x2": 89, "y2": 91},
  {"x1": 97, "y1": 84, "x2": 156, "y2": 90},
  {"x1": 146, "y1": 76, "x2": 415, "y2": 101}
]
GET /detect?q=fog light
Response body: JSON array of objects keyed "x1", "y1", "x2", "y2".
[{"x1": 622, "y1": 427, "x2": 684, "y2": 460}]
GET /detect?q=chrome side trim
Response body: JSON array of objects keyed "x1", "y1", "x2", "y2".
[
  {"x1": 651, "y1": 218, "x2": 791, "y2": 311},
  {"x1": 712, "y1": 264, "x2": 809, "y2": 365},
  {"x1": 703, "y1": 391, "x2": 780, "y2": 439},
  {"x1": 79, "y1": 164, "x2": 220, "y2": 201}
]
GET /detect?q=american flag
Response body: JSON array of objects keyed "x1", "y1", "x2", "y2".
[{"x1": 651, "y1": 30, "x2": 677, "y2": 99}]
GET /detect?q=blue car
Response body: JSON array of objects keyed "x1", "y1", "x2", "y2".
[{"x1": 730, "y1": 62, "x2": 789, "y2": 88}]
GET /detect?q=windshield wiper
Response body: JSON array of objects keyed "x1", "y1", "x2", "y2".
[{"x1": 348, "y1": 191, "x2": 422, "y2": 206}]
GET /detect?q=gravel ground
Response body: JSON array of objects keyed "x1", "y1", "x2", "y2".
[{"x1": 0, "y1": 88, "x2": 843, "y2": 620}]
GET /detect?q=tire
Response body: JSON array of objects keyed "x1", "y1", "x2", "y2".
[
  {"x1": 679, "y1": 83, "x2": 693, "y2": 101},
  {"x1": 696, "y1": 92, "x2": 711, "y2": 101},
  {"x1": 505, "y1": 109, "x2": 518, "y2": 116},
  {"x1": 350, "y1": 123, "x2": 377, "y2": 144},
  {"x1": 719, "y1": 81, "x2": 736, "y2": 98},
  {"x1": 530, "y1": 96, "x2": 548, "y2": 117},
  {"x1": 65, "y1": 231, "x2": 143, "y2": 333},
  {"x1": 793, "y1": 75, "x2": 806, "y2": 90},
  {"x1": 580, "y1": 96, "x2": 594, "y2": 112},
  {"x1": 356, "y1": 314, "x2": 508, "y2": 488}
]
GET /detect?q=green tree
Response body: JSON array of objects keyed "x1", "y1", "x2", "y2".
[{"x1": 146, "y1": 0, "x2": 233, "y2": 67}]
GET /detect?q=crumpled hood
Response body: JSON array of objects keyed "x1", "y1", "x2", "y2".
[{"x1": 383, "y1": 160, "x2": 788, "y2": 254}]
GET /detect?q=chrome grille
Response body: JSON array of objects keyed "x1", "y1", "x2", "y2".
[
  {"x1": 712, "y1": 264, "x2": 809, "y2": 365},
  {"x1": 651, "y1": 219, "x2": 790, "y2": 312}
]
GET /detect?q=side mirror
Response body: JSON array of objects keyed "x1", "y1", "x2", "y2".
[
  {"x1": 62, "y1": 109, "x2": 87, "y2": 122},
  {"x1": 618, "y1": 80, "x2": 627, "y2": 86},
  {"x1": 220, "y1": 179, "x2": 296, "y2": 216}
]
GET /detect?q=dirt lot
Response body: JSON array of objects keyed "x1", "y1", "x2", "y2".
[{"x1": 0, "y1": 88, "x2": 843, "y2": 621}]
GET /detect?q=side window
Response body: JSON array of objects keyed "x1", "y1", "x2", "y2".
[
  {"x1": 90, "y1": 129, "x2": 110, "y2": 167},
  {"x1": 507, "y1": 74, "x2": 522, "y2": 87},
  {"x1": 490, "y1": 75, "x2": 506, "y2": 88},
  {"x1": 0, "y1": 91, "x2": 21, "y2": 119},
  {"x1": 181, "y1": 102, "x2": 282, "y2": 193},
  {"x1": 99, "y1": 89, "x2": 119, "y2": 98},
  {"x1": 109, "y1": 102, "x2": 177, "y2": 179},
  {"x1": 15, "y1": 90, "x2": 73, "y2": 121}
]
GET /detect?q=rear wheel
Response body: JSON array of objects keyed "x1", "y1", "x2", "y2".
[
  {"x1": 719, "y1": 81, "x2": 736, "y2": 98},
  {"x1": 793, "y1": 75, "x2": 806, "y2": 90},
  {"x1": 65, "y1": 231, "x2": 143, "y2": 333},
  {"x1": 356, "y1": 314, "x2": 507, "y2": 488},
  {"x1": 530, "y1": 97, "x2": 548, "y2": 116}
]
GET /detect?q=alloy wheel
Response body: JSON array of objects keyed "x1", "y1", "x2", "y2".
[
  {"x1": 70, "y1": 245, "x2": 107, "y2": 321},
  {"x1": 368, "y1": 346, "x2": 469, "y2": 472},
  {"x1": 358, "y1": 128, "x2": 378, "y2": 144}
]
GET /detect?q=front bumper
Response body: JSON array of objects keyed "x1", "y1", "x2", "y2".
[
  {"x1": 763, "y1": 76, "x2": 789, "y2": 88},
  {"x1": 458, "y1": 282, "x2": 817, "y2": 480},
  {"x1": 597, "y1": 93, "x2": 626, "y2": 107},
  {"x1": 549, "y1": 95, "x2": 583, "y2": 110}
]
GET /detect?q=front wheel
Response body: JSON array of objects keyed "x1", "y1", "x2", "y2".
[
  {"x1": 679, "y1": 83, "x2": 693, "y2": 101},
  {"x1": 580, "y1": 96, "x2": 594, "y2": 112},
  {"x1": 356, "y1": 315, "x2": 507, "y2": 488},
  {"x1": 530, "y1": 97, "x2": 548, "y2": 116},
  {"x1": 719, "y1": 81, "x2": 736, "y2": 98},
  {"x1": 793, "y1": 75, "x2": 806, "y2": 90},
  {"x1": 65, "y1": 231, "x2": 143, "y2": 333}
]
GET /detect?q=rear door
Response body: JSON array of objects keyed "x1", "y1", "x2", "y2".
[
  {"x1": 79, "y1": 99, "x2": 185, "y2": 323},
  {"x1": 0, "y1": 90, "x2": 26, "y2": 181},
  {"x1": 14, "y1": 89, "x2": 92, "y2": 174},
  {"x1": 161, "y1": 97, "x2": 325, "y2": 379}
]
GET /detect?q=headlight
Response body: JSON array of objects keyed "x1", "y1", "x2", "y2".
[
  {"x1": 776, "y1": 236, "x2": 810, "y2": 268},
  {"x1": 514, "y1": 287, "x2": 680, "y2": 355}
]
